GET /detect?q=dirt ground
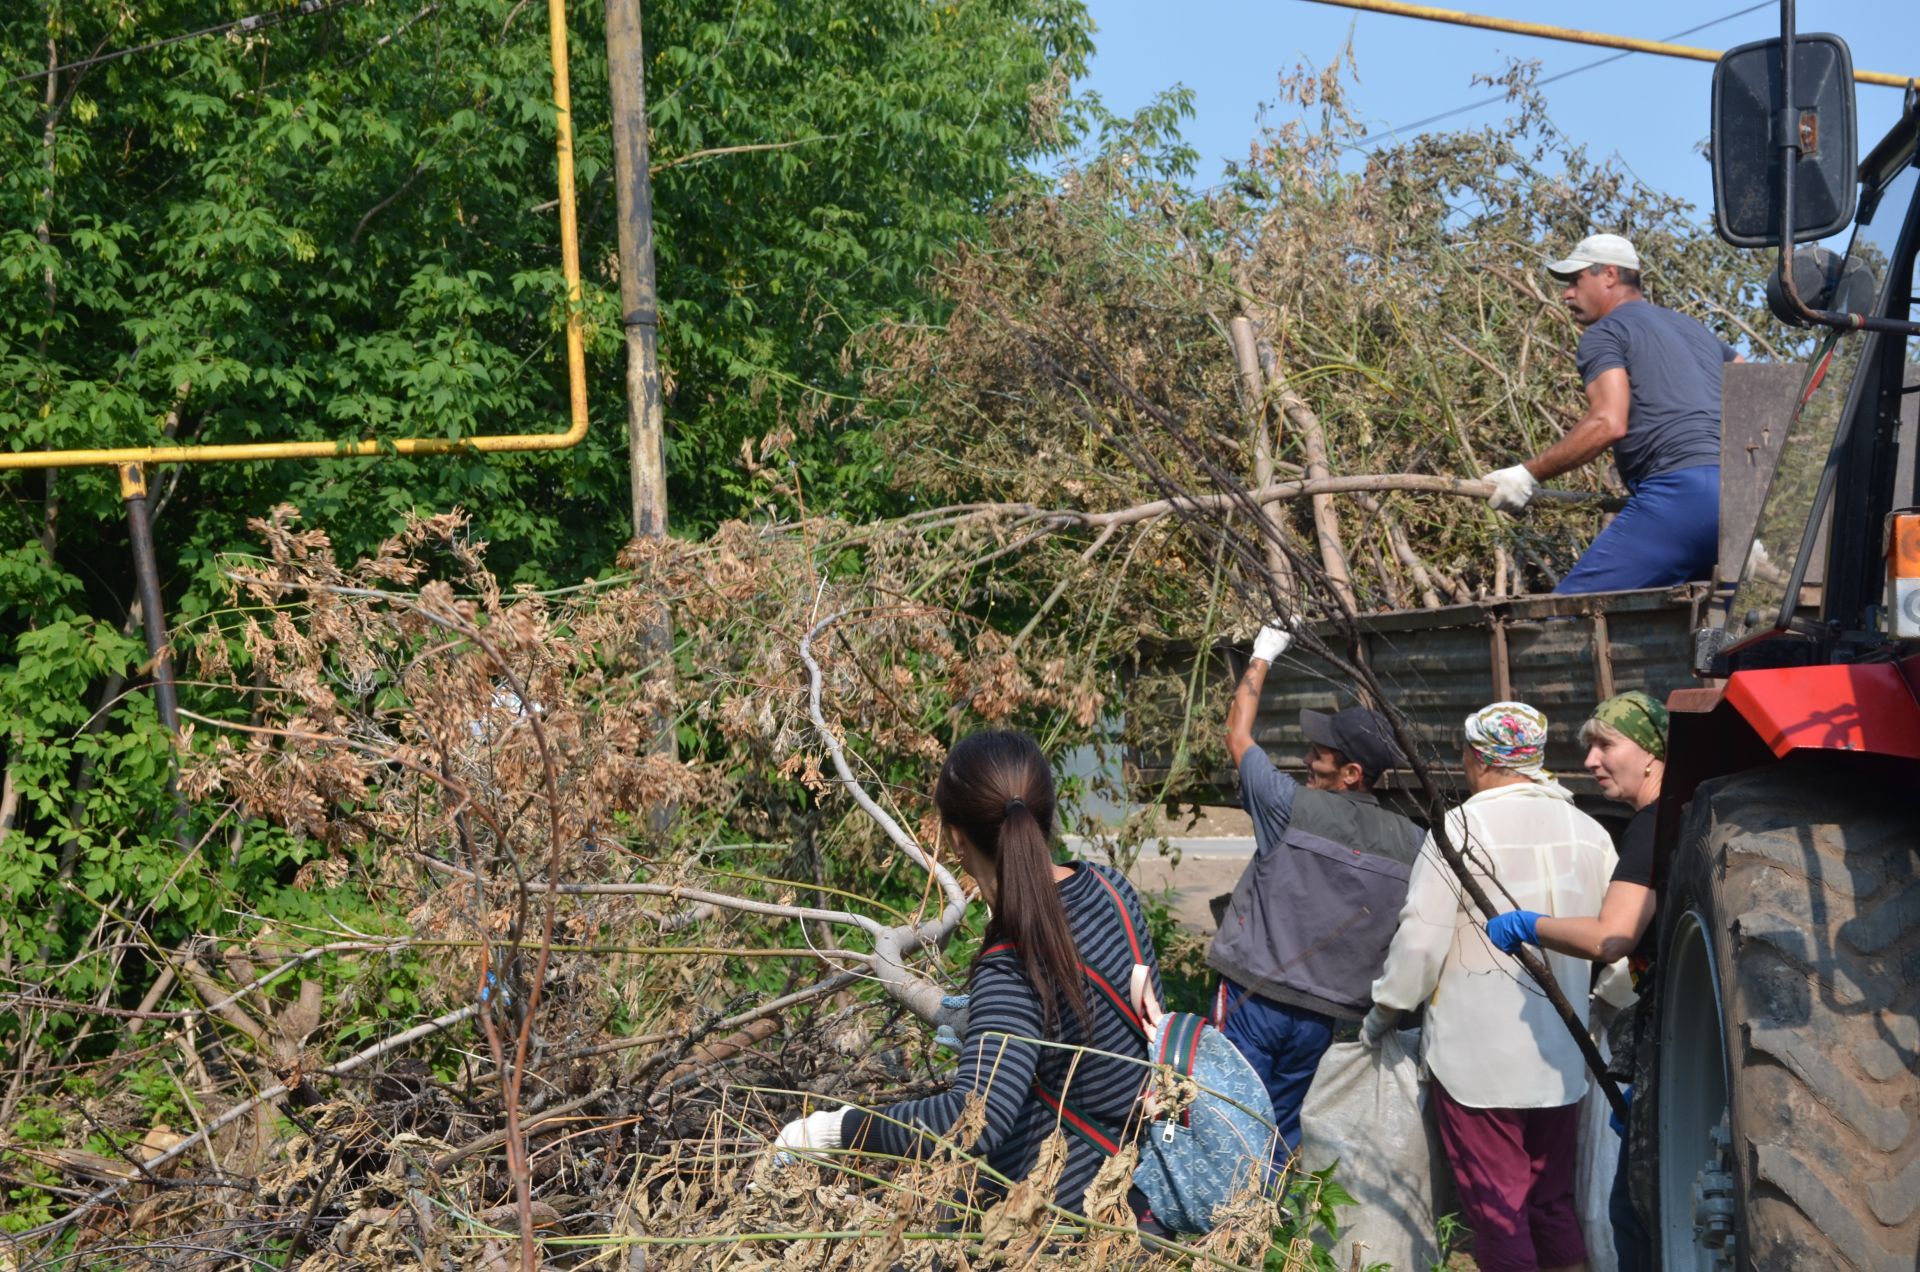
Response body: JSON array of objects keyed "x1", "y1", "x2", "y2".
[{"x1": 1123, "y1": 849, "x2": 1248, "y2": 937}]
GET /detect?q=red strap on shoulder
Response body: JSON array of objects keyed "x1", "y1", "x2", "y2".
[
  {"x1": 1032, "y1": 1082, "x2": 1122, "y2": 1155},
  {"x1": 1086, "y1": 867, "x2": 1145, "y2": 964},
  {"x1": 976, "y1": 871, "x2": 1153, "y2": 1040},
  {"x1": 1083, "y1": 965, "x2": 1148, "y2": 1039},
  {"x1": 975, "y1": 936, "x2": 1147, "y2": 1040}
]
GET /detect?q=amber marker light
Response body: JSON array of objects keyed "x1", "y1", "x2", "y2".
[{"x1": 1889, "y1": 510, "x2": 1920, "y2": 638}]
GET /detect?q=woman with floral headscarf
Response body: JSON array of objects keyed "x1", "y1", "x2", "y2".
[
  {"x1": 1484, "y1": 691, "x2": 1669, "y2": 1272},
  {"x1": 1361, "y1": 702, "x2": 1620, "y2": 1272}
]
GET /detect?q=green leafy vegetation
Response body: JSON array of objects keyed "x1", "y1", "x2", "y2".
[{"x1": 0, "y1": 0, "x2": 1089, "y2": 1072}]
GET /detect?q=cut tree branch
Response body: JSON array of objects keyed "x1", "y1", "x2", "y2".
[
  {"x1": 799, "y1": 612, "x2": 970, "y2": 1026},
  {"x1": 6, "y1": 1005, "x2": 478, "y2": 1245},
  {"x1": 952, "y1": 473, "x2": 1616, "y2": 535},
  {"x1": 1227, "y1": 313, "x2": 1295, "y2": 595},
  {"x1": 1251, "y1": 326, "x2": 1355, "y2": 610}
]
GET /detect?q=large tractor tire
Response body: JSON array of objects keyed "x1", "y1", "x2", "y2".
[{"x1": 1654, "y1": 758, "x2": 1920, "y2": 1271}]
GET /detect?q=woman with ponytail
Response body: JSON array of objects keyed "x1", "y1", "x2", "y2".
[{"x1": 774, "y1": 729, "x2": 1166, "y2": 1219}]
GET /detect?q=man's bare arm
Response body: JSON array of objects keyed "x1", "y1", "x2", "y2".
[
  {"x1": 1225, "y1": 658, "x2": 1269, "y2": 767},
  {"x1": 1525, "y1": 367, "x2": 1630, "y2": 481}
]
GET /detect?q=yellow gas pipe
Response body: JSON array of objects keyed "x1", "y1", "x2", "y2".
[
  {"x1": 0, "y1": 0, "x2": 589, "y2": 474},
  {"x1": 1299, "y1": 0, "x2": 1917, "y2": 91}
]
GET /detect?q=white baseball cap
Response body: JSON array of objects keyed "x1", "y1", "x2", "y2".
[{"x1": 1545, "y1": 233, "x2": 1642, "y2": 279}]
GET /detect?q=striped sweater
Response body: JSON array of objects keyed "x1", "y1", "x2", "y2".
[{"x1": 840, "y1": 861, "x2": 1164, "y2": 1215}]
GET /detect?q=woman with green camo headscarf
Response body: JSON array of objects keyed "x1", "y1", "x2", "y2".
[{"x1": 1484, "y1": 689, "x2": 1669, "y2": 1272}]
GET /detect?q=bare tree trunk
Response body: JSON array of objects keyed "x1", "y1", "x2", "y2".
[
  {"x1": 1248, "y1": 325, "x2": 1356, "y2": 610},
  {"x1": 606, "y1": 0, "x2": 667, "y2": 544},
  {"x1": 1227, "y1": 314, "x2": 1295, "y2": 597},
  {"x1": 605, "y1": 0, "x2": 677, "y2": 839}
]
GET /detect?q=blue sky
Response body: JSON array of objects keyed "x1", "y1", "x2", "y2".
[{"x1": 1071, "y1": 1, "x2": 1920, "y2": 222}]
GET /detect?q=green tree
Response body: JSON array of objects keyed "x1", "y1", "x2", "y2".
[{"x1": 0, "y1": 0, "x2": 1089, "y2": 1024}]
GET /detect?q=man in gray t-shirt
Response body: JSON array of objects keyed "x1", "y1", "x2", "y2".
[{"x1": 1481, "y1": 233, "x2": 1740, "y2": 593}]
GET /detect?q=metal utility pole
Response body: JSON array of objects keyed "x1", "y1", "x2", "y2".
[
  {"x1": 120, "y1": 463, "x2": 180, "y2": 734},
  {"x1": 605, "y1": 0, "x2": 668, "y2": 541},
  {"x1": 121, "y1": 461, "x2": 192, "y2": 851}
]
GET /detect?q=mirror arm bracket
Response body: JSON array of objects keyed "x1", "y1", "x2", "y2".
[
  {"x1": 1774, "y1": 0, "x2": 1822, "y2": 327},
  {"x1": 1768, "y1": 0, "x2": 1920, "y2": 336}
]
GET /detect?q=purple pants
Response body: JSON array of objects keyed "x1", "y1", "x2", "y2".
[{"x1": 1432, "y1": 1081, "x2": 1587, "y2": 1271}]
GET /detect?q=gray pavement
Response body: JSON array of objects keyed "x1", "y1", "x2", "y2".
[{"x1": 1062, "y1": 804, "x2": 1261, "y2": 936}]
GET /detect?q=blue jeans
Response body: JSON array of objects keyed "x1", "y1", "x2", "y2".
[
  {"x1": 1217, "y1": 979, "x2": 1333, "y2": 1168},
  {"x1": 1555, "y1": 464, "x2": 1719, "y2": 594},
  {"x1": 1610, "y1": 1133, "x2": 1653, "y2": 1271}
]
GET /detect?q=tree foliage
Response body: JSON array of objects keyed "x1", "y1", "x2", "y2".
[
  {"x1": 0, "y1": 0, "x2": 1090, "y2": 1033},
  {"x1": 1, "y1": 0, "x2": 1090, "y2": 570}
]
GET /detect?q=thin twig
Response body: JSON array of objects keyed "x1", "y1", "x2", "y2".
[
  {"x1": 798, "y1": 613, "x2": 965, "y2": 914},
  {"x1": 651, "y1": 134, "x2": 842, "y2": 172}
]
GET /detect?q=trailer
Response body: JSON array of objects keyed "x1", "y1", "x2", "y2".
[{"x1": 1127, "y1": 585, "x2": 1706, "y2": 819}]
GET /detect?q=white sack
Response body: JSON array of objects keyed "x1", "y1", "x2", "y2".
[
  {"x1": 1574, "y1": 1032, "x2": 1621, "y2": 1272},
  {"x1": 1297, "y1": 1031, "x2": 1437, "y2": 1272}
]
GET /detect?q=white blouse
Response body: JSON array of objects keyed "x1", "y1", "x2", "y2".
[{"x1": 1370, "y1": 779, "x2": 1624, "y2": 1110}]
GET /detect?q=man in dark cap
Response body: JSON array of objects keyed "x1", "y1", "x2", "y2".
[{"x1": 1206, "y1": 623, "x2": 1426, "y2": 1162}]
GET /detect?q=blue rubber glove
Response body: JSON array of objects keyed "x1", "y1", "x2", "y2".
[
  {"x1": 1610, "y1": 1083, "x2": 1634, "y2": 1137},
  {"x1": 1485, "y1": 910, "x2": 1543, "y2": 954}
]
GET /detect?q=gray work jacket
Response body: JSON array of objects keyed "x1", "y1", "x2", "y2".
[{"x1": 1205, "y1": 748, "x2": 1425, "y2": 1021}]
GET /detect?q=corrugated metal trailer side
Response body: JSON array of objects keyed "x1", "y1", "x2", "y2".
[{"x1": 1125, "y1": 585, "x2": 1708, "y2": 814}]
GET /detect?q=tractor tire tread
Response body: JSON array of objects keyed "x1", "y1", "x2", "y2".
[{"x1": 1679, "y1": 762, "x2": 1920, "y2": 1272}]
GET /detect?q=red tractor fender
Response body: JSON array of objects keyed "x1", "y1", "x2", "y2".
[
  {"x1": 1721, "y1": 660, "x2": 1920, "y2": 759},
  {"x1": 1653, "y1": 656, "x2": 1920, "y2": 882}
]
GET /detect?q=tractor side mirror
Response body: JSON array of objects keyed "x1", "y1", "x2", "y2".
[{"x1": 1712, "y1": 34, "x2": 1858, "y2": 248}]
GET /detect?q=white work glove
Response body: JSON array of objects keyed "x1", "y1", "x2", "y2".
[
  {"x1": 1250, "y1": 622, "x2": 1294, "y2": 665},
  {"x1": 1359, "y1": 1005, "x2": 1398, "y2": 1050},
  {"x1": 772, "y1": 1107, "x2": 848, "y2": 1163},
  {"x1": 1484, "y1": 463, "x2": 1540, "y2": 515}
]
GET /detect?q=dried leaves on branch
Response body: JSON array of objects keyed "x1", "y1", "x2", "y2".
[
  {"x1": 875, "y1": 61, "x2": 1792, "y2": 608},
  {"x1": 1, "y1": 490, "x2": 1251, "y2": 1267}
]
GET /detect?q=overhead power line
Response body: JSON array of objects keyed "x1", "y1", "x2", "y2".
[
  {"x1": 1358, "y1": 1, "x2": 1775, "y2": 151},
  {"x1": 6, "y1": 0, "x2": 374, "y2": 87}
]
